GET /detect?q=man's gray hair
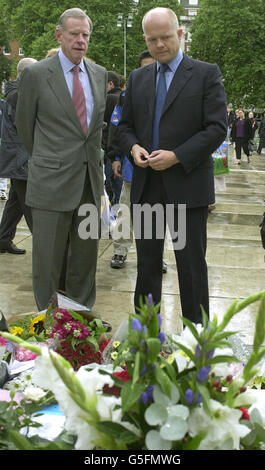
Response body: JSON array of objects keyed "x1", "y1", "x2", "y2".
[
  {"x1": 142, "y1": 7, "x2": 179, "y2": 33},
  {"x1": 57, "y1": 8, "x2": 93, "y2": 32},
  {"x1": 17, "y1": 57, "x2": 37, "y2": 76}
]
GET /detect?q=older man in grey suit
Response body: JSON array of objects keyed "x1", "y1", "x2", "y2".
[{"x1": 16, "y1": 8, "x2": 107, "y2": 310}]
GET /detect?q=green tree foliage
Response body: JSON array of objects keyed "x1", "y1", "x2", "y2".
[
  {"x1": 189, "y1": 0, "x2": 265, "y2": 109},
  {"x1": 0, "y1": 0, "x2": 183, "y2": 75}
]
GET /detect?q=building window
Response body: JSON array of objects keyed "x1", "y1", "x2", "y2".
[
  {"x1": 19, "y1": 48, "x2": 24, "y2": 56},
  {"x1": 3, "y1": 45, "x2": 11, "y2": 55},
  {"x1": 189, "y1": 0, "x2": 198, "y2": 5},
  {"x1": 189, "y1": 9, "x2": 198, "y2": 16}
]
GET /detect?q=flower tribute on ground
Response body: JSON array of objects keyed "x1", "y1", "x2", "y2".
[{"x1": 1, "y1": 291, "x2": 265, "y2": 450}]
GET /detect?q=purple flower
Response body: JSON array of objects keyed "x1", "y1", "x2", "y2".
[
  {"x1": 132, "y1": 318, "x2": 142, "y2": 332},
  {"x1": 197, "y1": 366, "x2": 211, "y2": 383},
  {"x1": 140, "y1": 364, "x2": 147, "y2": 376},
  {"x1": 196, "y1": 392, "x2": 203, "y2": 404},
  {"x1": 139, "y1": 385, "x2": 154, "y2": 405},
  {"x1": 140, "y1": 391, "x2": 149, "y2": 404},
  {"x1": 158, "y1": 331, "x2": 165, "y2": 344},
  {"x1": 147, "y1": 293, "x2": 153, "y2": 307},
  {"x1": 185, "y1": 389, "x2": 194, "y2": 405},
  {"x1": 206, "y1": 349, "x2": 215, "y2": 359},
  {"x1": 157, "y1": 314, "x2": 162, "y2": 329},
  {"x1": 195, "y1": 344, "x2": 202, "y2": 359}
]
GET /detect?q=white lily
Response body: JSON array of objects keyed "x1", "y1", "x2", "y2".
[{"x1": 188, "y1": 399, "x2": 250, "y2": 450}]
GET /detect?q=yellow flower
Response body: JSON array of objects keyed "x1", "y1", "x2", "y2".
[
  {"x1": 113, "y1": 341, "x2": 120, "y2": 349},
  {"x1": 29, "y1": 314, "x2": 45, "y2": 335},
  {"x1": 9, "y1": 326, "x2": 24, "y2": 336},
  {"x1": 122, "y1": 348, "x2": 129, "y2": 355},
  {"x1": 111, "y1": 351, "x2": 118, "y2": 360}
]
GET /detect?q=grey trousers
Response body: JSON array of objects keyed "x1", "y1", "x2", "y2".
[{"x1": 31, "y1": 173, "x2": 99, "y2": 311}]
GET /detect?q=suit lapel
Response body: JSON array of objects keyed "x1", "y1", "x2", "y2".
[
  {"x1": 83, "y1": 60, "x2": 102, "y2": 136},
  {"x1": 46, "y1": 55, "x2": 82, "y2": 132},
  {"x1": 46, "y1": 55, "x2": 104, "y2": 137},
  {"x1": 143, "y1": 63, "x2": 156, "y2": 117},
  {"x1": 162, "y1": 55, "x2": 193, "y2": 115}
]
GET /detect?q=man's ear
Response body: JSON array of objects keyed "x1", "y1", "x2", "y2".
[
  {"x1": 55, "y1": 27, "x2": 62, "y2": 44},
  {"x1": 177, "y1": 29, "x2": 183, "y2": 40}
]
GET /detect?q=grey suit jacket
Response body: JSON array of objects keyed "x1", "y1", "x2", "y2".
[{"x1": 16, "y1": 54, "x2": 107, "y2": 212}]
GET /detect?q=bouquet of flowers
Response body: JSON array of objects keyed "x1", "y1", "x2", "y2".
[
  {"x1": 50, "y1": 308, "x2": 109, "y2": 370},
  {"x1": 1, "y1": 290, "x2": 265, "y2": 450},
  {"x1": 5, "y1": 300, "x2": 110, "y2": 369}
]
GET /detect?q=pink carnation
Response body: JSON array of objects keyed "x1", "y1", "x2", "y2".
[
  {"x1": 16, "y1": 346, "x2": 38, "y2": 362},
  {"x1": 53, "y1": 308, "x2": 73, "y2": 323},
  {"x1": 0, "y1": 336, "x2": 7, "y2": 346}
]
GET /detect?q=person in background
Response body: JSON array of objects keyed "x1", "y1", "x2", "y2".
[
  {"x1": 0, "y1": 99, "x2": 8, "y2": 201},
  {"x1": 231, "y1": 109, "x2": 252, "y2": 164},
  {"x1": 117, "y1": 7, "x2": 227, "y2": 323},
  {"x1": 103, "y1": 71, "x2": 122, "y2": 206},
  {"x1": 0, "y1": 58, "x2": 36, "y2": 255},
  {"x1": 16, "y1": 8, "x2": 107, "y2": 310},
  {"x1": 247, "y1": 111, "x2": 258, "y2": 155},
  {"x1": 257, "y1": 112, "x2": 265, "y2": 155},
  {"x1": 226, "y1": 103, "x2": 235, "y2": 144}
]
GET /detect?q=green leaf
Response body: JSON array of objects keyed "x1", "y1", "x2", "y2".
[
  {"x1": 121, "y1": 381, "x2": 146, "y2": 413},
  {"x1": 182, "y1": 434, "x2": 205, "y2": 450},
  {"x1": 146, "y1": 338, "x2": 161, "y2": 361},
  {"x1": 181, "y1": 316, "x2": 202, "y2": 344},
  {"x1": 159, "y1": 356, "x2": 178, "y2": 384},
  {"x1": 173, "y1": 341, "x2": 197, "y2": 364},
  {"x1": 154, "y1": 364, "x2": 172, "y2": 398},
  {"x1": 253, "y1": 293, "x2": 265, "y2": 352},
  {"x1": 197, "y1": 384, "x2": 212, "y2": 417},
  {"x1": 8, "y1": 430, "x2": 34, "y2": 450},
  {"x1": 207, "y1": 355, "x2": 240, "y2": 365},
  {"x1": 95, "y1": 421, "x2": 139, "y2": 444},
  {"x1": 86, "y1": 335, "x2": 99, "y2": 351},
  {"x1": 216, "y1": 299, "x2": 239, "y2": 333},
  {"x1": 132, "y1": 351, "x2": 141, "y2": 385}
]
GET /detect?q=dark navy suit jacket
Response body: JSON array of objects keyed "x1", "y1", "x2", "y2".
[{"x1": 118, "y1": 54, "x2": 227, "y2": 208}]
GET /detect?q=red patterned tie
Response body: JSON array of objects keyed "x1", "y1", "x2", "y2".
[{"x1": 72, "y1": 65, "x2": 88, "y2": 135}]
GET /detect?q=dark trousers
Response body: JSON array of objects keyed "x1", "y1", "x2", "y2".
[
  {"x1": 131, "y1": 170, "x2": 209, "y2": 324},
  {"x1": 235, "y1": 137, "x2": 249, "y2": 160},
  {"x1": 257, "y1": 138, "x2": 265, "y2": 154},
  {"x1": 104, "y1": 156, "x2": 123, "y2": 205},
  {"x1": 0, "y1": 178, "x2": 33, "y2": 246}
]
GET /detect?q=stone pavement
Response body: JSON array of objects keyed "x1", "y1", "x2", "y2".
[{"x1": 0, "y1": 146, "x2": 264, "y2": 348}]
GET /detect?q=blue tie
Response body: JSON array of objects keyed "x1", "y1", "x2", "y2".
[{"x1": 151, "y1": 64, "x2": 168, "y2": 152}]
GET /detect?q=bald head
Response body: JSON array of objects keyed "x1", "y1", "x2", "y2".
[
  {"x1": 17, "y1": 58, "x2": 37, "y2": 76},
  {"x1": 142, "y1": 7, "x2": 179, "y2": 33},
  {"x1": 142, "y1": 7, "x2": 182, "y2": 64}
]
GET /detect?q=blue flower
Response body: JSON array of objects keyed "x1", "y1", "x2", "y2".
[
  {"x1": 157, "y1": 313, "x2": 162, "y2": 328},
  {"x1": 158, "y1": 331, "x2": 165, "y2": 344},
  {"x1": 197, "y1": 366, "x2": 211, "y2": 383},
  {"x1": 132, "y1": 317, "x2": 142, "y2": 332},
  {"x1": 195, "y1": 344, "x2": 202, "y2": 359},
  {"x1": 139, "y1": 385, "x2": 154, "y2": 405},
  {"x1": 147, "y1": 293, "x2": 153, "y2": 307},
  {"x1": 196, "y1": 392, "x2": 203, "y2": 404},
  {"x1": 140, "y1": 364, "x2": 147, "y2": 376},
  {"x1": 185, "y1": 389, "x2": 194, "y2": 405},
  {"x1": 206, "y1": 349, "x2": 215, "y2": 359}
]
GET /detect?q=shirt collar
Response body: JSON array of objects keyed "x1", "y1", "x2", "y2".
[
  {"x1": 156, "y1": 49, "x2": 183, "y2": 73},
  {"x1": 58, "y1": 49, "x2": 85, "y2": 73}
]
